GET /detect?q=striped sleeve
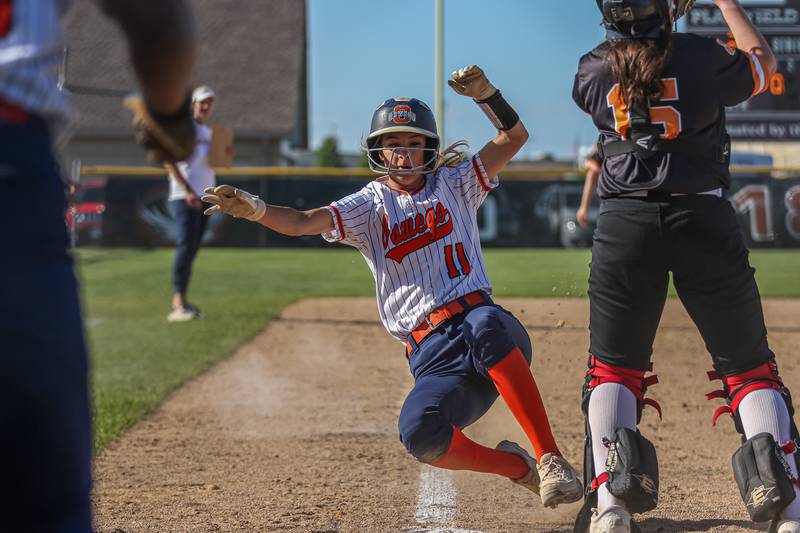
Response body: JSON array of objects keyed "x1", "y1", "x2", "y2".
[
  {"x1": 440, "y1": 153, "x2": 499, "y2": 211},
  {"x1": 321, "y1": 185, "x2": 375, "y2": 249},
  {"x1": 0, "y1": 0, "x2": 74, "y2": 131},
  {"x1": 710, "y1": 37, "x2": 769, "y2": 106}
]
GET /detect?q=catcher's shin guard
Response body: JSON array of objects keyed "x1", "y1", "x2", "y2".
[
  {"x1": 707, "y1": 360, "x2": 800, "y2": 527},
  {"x1": 573, "y1": 357, "x2": 661, "y2": 533},
  {"x1": 733, "y1": 433, "x2": 797, "y2": 523}
]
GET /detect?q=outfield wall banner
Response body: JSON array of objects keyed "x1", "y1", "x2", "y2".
[{"x1": 87, "y1": 174, "x2": 800, "y2": 249}]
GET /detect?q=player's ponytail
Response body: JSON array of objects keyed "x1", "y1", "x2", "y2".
[
  {"x1": 606, "y1": 29, "x2": 674, "y2": 111},
  {"x1": 434, "y1": 141, "x2": 469, "y2": 171}
]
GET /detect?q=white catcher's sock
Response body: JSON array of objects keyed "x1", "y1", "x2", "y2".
[
  {"x1": 739, "y1": 388, "x2": 800, "y2": 520},
  {"x1": 588, "y1": 382, "x2": 638, "y2": 512}
]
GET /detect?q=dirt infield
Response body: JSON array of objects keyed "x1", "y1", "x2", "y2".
[{"x1": 93, "y1": 298, "x2": 800, "y2": 533}]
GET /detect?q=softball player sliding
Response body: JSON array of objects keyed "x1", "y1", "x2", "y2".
[
  {"x1": 573, "y1": 1, "x2": 800, "y2": 532},
  {"x1": 203, "y1": 66, "x2": 583, "y2": 509}
]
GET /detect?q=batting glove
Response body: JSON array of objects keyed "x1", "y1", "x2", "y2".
[
  {"x1": 447, "y1": 65, "x2": 497, "y2": 101},
  {"x1": 201, "y1": 185, "x2": 267, "y2": 221}
]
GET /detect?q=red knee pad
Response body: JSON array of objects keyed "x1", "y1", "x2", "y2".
[
  {"x1": 707, "y1": 360, "x2": 784, "y2": 427},
  {"x1": 586, "y1": 356, "x2": 662, "y2": 419}
]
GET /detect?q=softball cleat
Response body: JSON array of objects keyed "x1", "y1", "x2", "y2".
[
  {"x1": 496, "y1": 440, "x2": 540, "y2": 495},
  {"x1": 167, "y1": 305, "x2": 200, "y2": 322},
  {"x1": 537, "y1": 452, "x2": 583, "y2": 508}
]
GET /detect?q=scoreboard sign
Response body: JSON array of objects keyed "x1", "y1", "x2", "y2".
[{"x1": 686, "y1": 1, "x2": 800, "y2": 140}]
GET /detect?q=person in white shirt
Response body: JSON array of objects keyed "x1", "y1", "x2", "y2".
[
  {"x1": 202, "y1": 66, "x2": 584, "y2": 510},
  {"x1": 165, "y1": 85, "x2": 216, "y2": 321}
]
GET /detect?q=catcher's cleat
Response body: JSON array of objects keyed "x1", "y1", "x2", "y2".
[
  {"x1": 776, "y1": 519, "x2": 800, "y2": 533},
  {"x1": 590, "y1": 505, "x2": 632, "y2": 533},
  {"x1": 496, "y1": 440, "x2": 540, "y2": 495},
  {"x1": 537, "y1": 453, "x2": 583, "y2": 508},
  {"x1": 167, "y1": 305, "x2": 200, "y2": 323}
]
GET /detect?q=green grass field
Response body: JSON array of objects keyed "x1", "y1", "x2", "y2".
[{"x1": 78, "y1": 248, "x2": 800, "y2": 450}]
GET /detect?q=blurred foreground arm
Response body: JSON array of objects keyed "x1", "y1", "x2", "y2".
[
  {"x1": 202, "y1": 186, "x2": 334, "y2": 237},
  {"x1": 100, "y1": 0, "x2": 197, "y2": 162},
  {"x1": 98, "y1": 0, "x2": 195, "y2": 114}
]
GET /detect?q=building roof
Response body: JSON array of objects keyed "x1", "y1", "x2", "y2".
[{"x1": 65, "y1": 0, "x2": 306, "y2": 141}]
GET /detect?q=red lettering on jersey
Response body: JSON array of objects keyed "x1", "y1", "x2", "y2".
[
  {"x1": 384, "y1": 202, "x2": 453, "y2": 263},
  {"x1": 382, "y1": 214, "x2": 390, "y2": 249}
]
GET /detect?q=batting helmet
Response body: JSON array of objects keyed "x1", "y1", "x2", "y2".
[
  {"x1": 365, "y1": 98, "x2": 440, "y2": 174},
  {"x1": 597, "y1": 0, "x2": 697, "y2": 39}
]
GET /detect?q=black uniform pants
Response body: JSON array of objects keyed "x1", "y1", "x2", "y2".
[{"x1": 589, "y1": 195, "x2": 774, "y2": 376}]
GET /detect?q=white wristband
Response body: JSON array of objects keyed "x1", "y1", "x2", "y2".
[{"x1": 245, "y1": 198, "x2": 267, "y2": 221}]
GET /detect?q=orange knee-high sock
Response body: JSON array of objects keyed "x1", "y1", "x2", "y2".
[
  {"x1": 487, "y1": 347, "x2": 560, "y2": 459},
  {"x1": 432, "y1": 426, "x2": 529, "y2": 480}
]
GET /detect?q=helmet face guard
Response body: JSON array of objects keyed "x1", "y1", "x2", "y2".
[
  {"x1": 597, "y1": 0, "x2": 672, "y2": 40},
  {"x1": 366, "y1": 145, "x2": 439, "y2": 175},
  {"x1": 366, "y1": 98, "x2": 440, "y2": 175}
]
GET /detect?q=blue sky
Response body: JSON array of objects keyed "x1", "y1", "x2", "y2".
[
  {"x1": 306, "y1": 0, "x2": 778, "y2": 160},
  {"x1": 307, "y1": 0, "x2": 608, "y2": 161}
]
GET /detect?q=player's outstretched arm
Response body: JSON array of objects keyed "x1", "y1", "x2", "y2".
[
  {"x1": 714, "y1": 0, "x2": 777, "y2": 79},
  {"x1": 202, "y1": 185, "x2": 334, "y2": 237},
  {"x1": 448, "y1": 65, "x2": 529, "y2": 179}
]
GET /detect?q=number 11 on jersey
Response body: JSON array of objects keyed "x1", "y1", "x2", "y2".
[{"x1": 444, "y1": 243, "x2": 471, "y2": 279}]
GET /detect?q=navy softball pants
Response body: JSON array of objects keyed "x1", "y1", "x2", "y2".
[
  {"x1": 170, "y1": 199, "x2": 208, "y2": 295},
  {"x1": 1, "y1": 121, "x2": 92, "y2": 531},
  {"x1": 399, "y1": 300, "x2": 532, "y2": 464}
]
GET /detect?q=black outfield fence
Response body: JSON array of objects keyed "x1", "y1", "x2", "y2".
[{"x1": 73, "y1": 166, "x2": 800, "y2": 249}]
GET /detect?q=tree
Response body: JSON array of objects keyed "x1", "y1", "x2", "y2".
[{"x1": 316, "y1": 135, "x2": 343, "y2": 167}]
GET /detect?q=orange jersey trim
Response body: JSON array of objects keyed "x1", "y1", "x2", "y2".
[
  {"x1": 328, "y1": 204, "x2": 346, "y2": 242},
  {"x1": 472, "y1": 155, "x2": 491, "y2": 192},
  {"x1": 747, "y1": 53, "x2": 768, "y2": 98}
]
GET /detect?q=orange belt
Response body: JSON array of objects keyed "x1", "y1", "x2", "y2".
[
  {"x1": 0, "y1": 98, "x2": 31, "y2": 124},
  {"x1": 405, "y1": 291, "x2": 488, "y2": 355}
]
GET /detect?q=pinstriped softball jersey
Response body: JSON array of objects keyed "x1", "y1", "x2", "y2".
[
  {"x1": 0, "y1": 0, "x2": 73, "y2": 128},
  {"x1": 323, "y1": 153, "x2": 497, "y2": 342}
]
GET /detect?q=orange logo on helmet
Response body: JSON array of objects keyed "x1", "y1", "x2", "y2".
[{"x1": 389, "y1": 105, "x2": 416, "y2": 124}]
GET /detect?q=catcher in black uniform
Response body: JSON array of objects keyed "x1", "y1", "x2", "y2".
[{"x1": 571, "y1": 1, "x2": 800, "y2": 532}]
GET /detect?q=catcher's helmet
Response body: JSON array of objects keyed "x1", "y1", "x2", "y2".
[
  {"x1": 365, "y1": 98, "x2": 440, "y2": 174},
  {"x1": 597, "y1": 0, "x2": 691, "y2": 40}
]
